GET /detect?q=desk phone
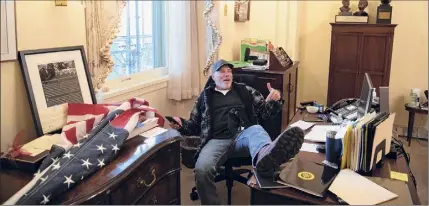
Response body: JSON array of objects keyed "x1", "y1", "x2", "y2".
[{"x1": 326, "y1": 98, "x2": 360, "y2": 123}]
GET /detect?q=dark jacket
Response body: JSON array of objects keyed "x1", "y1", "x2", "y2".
[{"x1": 178, "y1": 78, "x2": 282, "y2": 160}]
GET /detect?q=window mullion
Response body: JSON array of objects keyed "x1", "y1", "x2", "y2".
[
  {"x1": 152, "y1": 1, "x2": 164, "y2": 68},
  {"x1": 135, "y1": 0, "x2": 141, "y2": 73}
]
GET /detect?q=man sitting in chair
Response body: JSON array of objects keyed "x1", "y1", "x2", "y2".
[{"x1": 169, "y1": 59, "x2": 304, "y2": 205}]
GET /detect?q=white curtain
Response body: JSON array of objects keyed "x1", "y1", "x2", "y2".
[
  {"x1": 166, "y1": 1, "x2": 201, "y2": 101},
  {"x1": 85, "y1": 0, "x2": 126, "y2": 92}
]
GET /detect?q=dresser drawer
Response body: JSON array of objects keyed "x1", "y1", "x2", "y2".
[
  {"x1": 110, "y1": 142, "x2": 180, "y2": 204},
  {"x1": 136, "y1": 172, "x2": 180, "y2": 205}
]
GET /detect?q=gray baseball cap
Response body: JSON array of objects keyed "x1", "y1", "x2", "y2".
[{"x1": 212, "y1": 59, "x2": 233, "y2": 73}]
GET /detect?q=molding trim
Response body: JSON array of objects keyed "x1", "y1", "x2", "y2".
[{"x1": 104, "y1": 76, "x2": 168, "y2": 102}]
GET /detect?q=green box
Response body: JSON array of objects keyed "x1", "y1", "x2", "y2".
[{"x1": 240, "y1": 38, "x2": 268, "y2": 61}]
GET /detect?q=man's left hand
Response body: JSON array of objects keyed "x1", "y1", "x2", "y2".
[{"x1": 265, "y1": 83, "x2": 281, "y2": 102}]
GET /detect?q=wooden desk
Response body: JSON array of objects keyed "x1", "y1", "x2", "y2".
[
  {"x1": 0, "y1": 129, "x2": 182, "y2": 205},
  {"x1": 405, "y1": 104, "x2": 428, "y2": 146},
  {"x1": 248, "y1": 111, "x2": 421, "y2": 205}
]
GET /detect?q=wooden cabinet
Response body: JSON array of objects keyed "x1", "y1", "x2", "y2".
[
  {"x1": 327, "y1": 23, "x2": 397, "y2": 106},
  {"x1": 233, "y1": 62, "x2": 299, "y2": 138}
]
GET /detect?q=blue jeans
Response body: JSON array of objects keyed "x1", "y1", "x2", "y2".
[{"x1": 194, "y1": 125, "x2": 272, "y2": 205}]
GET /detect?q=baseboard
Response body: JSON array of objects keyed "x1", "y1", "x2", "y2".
[{"x1": 393, "y1": 124, "x2": 428, "y2": 139}]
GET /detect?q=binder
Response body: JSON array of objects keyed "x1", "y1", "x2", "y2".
[
  {"x1": 339, "y1": 112, "x2": 395, "y2": 173},
  {"x1": 369, "y1": 113, "x2": 395, "y2": 171},
  {"x1": 365, "y1": 112, "x2": 390, "y2": 171}
]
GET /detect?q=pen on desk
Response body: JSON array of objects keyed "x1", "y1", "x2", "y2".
[{"x1": 305, "y1": 120, "x2": 325, "y2": 122}]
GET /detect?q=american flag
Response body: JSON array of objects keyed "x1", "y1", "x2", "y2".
[{"x1": 4, "y1": 98, "x2": 165, "y2": 205}]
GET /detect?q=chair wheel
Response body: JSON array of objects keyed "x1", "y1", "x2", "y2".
[{"x1": 190, "y1": 189, "x2": 199, "y2": 201}]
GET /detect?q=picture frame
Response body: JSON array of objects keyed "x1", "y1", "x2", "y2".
[
  {"x1": 234, "y1": 0, "x2": 250, "y2": 22},
  {"x1": 18, "y1": 46, "x2": 96, "y2": 136},
  {"x1": 1, "y1": 0, "x2": 17, "y2": 61}
]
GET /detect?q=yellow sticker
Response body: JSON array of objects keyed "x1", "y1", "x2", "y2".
[
  {"x1": 390, "y1": 171, "x2": 408, "y2": 182},
  {"x1": 378, "y1": 12, "x2": 391, "y2": 20},
  {"x1": 298, "y1": 171, "x2": 315, "y2": 180}
]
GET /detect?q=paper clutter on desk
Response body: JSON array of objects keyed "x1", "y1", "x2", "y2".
[
  {"x1": 304, "y1": 125, "x2": 341, "y2": 142},
  {"x1": 328, "y1": 169, "x2": 398, "y2": 205},
  {"x1": 289, "y1": 120, "x2": 315, "y2": 131},
  {"x1": 299, "y1": 142, "x2": 319, "y2": 153}
]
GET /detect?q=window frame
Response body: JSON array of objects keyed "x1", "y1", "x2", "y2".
[{"x1": 104, "y1": 0, "x2": 168, "y2": 91}]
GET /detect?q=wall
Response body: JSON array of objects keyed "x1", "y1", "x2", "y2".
[
  {"x1": 216, "y1": 0, "x2": 428, "y2": 128},
  {"x1": 1, "y1": 1, "x2": 86, "y2": 152},
  {"x1": 217, "y1": 1, "x2": 299, "y2": 61}
]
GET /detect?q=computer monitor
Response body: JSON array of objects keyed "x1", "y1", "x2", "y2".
[{"x1": 357, "y1": 73, "x2": 374, "y2": 118}]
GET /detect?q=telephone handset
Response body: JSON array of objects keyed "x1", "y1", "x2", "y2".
[{"x1": 326, "y1": 98, "x2": 359, "y2": 123}]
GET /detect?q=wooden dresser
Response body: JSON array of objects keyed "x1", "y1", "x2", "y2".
[
  {"x1": 0, "y1": 129, "x2": 182, "y2": 205},
  {"x1": 232, "y1": 61, "x2": 299, "y2": 138},
  {"x1": 327, "y1": 23, "x2": 397, "y2": 106}
]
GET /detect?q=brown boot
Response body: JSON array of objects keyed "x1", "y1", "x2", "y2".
[{"x1": 255, "y1": 127, "x2": 304, "y2": 178}]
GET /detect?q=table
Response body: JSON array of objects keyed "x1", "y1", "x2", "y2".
[
  {"x1": 405, "y1": 104, "x2": 428, "y2": 146},
  {"x1": 247, "y1": 111, "x2": 421, "y2": 205}
]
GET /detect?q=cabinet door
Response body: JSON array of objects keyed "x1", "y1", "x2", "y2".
[
  {"x1": 328, "y1": 33, "x2": 361, "y2": 105},
  {"x1": 256, "y1": 75, "x2": 283, "y2": 139},
  {"x1": 357, "y1": 34, "x2": 392, "y2": 95}
]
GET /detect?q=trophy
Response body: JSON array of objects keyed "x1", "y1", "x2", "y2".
[
  {"x1": 353, "y1": 0, "x2": 369, "y2": 16},
  {"x1": 339, "y1": 0, "x2": 352, "y2": 16},
  {"x1": 377, "y1": 0, "x2": 393, "y2": 24}
]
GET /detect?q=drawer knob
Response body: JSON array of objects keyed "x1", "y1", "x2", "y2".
[
  {"x1": 150, "y1": 196, "x2": 158, "y2": 204},
  {"x1": 137, "y1": 167, "x2": 157, "y2": 187}
]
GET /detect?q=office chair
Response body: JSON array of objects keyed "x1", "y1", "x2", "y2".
[{"x1": 183, "y1": 73, "x2": 280, "y2": 205}]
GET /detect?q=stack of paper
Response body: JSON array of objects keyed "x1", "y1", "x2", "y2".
[
  {"x1": 329, "y1": 169, "x2": 398, "y2": 205},
  {"x1": 289, "y1": 120, "x2": 315, "y2": 131},
  {"x1": 20, "y1": 134, "x2": 62, "y2": 156},
  {"x1": 304, "y1": 125, "x2": 341, "y2": 142},
  {"x1": 299, "y1": 142, "x2": 319, "y2": 153},
  {"x1": 127, "y1": 118, "x2": 159, "y2": 140},
  {"x1": 140, "y1": 127, "x2": 168, "y2": 138}
]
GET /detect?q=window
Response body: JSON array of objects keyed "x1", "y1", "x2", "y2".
[{"x1": 108, "y1": 1, "x2": 166, "y2": 81}]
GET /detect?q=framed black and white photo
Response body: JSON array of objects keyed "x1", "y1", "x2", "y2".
[{"x1": 19, "y1": 46, "x2": 96, "y2": 136}]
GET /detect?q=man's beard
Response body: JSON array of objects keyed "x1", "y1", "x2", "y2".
[{"x1": 217, "y1": 81, "x2": 231, "y2": 90}]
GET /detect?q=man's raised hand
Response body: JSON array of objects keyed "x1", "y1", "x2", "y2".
[{"x1": 265, "y1": 82, "x2": 281, "y2": 102}]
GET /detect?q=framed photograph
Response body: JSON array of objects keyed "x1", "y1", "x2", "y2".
[
  {"x1": 1, "y1": 0, "x2": 17, "y2": 61},
  {"x1": 18, "y1": 46, "x2": 96, "y2": 136},
  {"x1": 234, "y1": 0, "x2": 250, "y2": 22}
]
